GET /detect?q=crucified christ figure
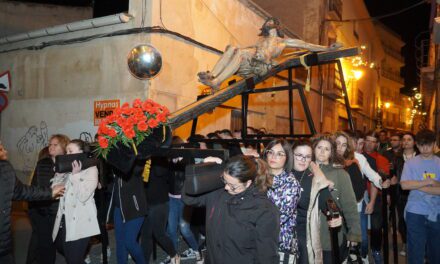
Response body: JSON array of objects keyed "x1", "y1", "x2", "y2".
[{"x1": 198, "y1": 18, "x2": 342, "y2": 90}]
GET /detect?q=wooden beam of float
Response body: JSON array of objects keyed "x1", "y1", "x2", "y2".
[{"x1": 168, "y1": 47, "x2": 359, "y2": 130}]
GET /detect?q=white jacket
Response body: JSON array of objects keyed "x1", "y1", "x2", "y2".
[
  {"x1": 52, "y1": 166, "x2": 100, "y2": 242},
  {"x1": 354, "y1": 152, "x2": 382, "y2": 189}
]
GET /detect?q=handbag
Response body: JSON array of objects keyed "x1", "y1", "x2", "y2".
[
  {"x1": 184, "y1": 162, "x2": 224, "y2": 195},
  {"x1": 55, "y1": 153, "x2": 97, "y2": 173}
]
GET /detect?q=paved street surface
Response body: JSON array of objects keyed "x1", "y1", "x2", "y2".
[
  {"x1": 12, "y1": 210, "x2": 198, "y2": 264},
  {"x1": 12, "y1": 208, "x2": 407, "y2": 264}
]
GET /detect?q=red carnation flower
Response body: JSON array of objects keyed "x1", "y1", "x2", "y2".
[
  {"x1": 98, "y1": 136, "x2": 109, "y2": 149},
  {"x1": 147, "y1": 118, "x2": 159, "y2": 128},
  {"x1": 137, "y1": 121, "x2": 148, "y2": 132}
]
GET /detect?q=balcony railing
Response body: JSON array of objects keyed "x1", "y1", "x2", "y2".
[
  {"x1": 381, "y1": 68, "x2": 404, "y2": 84},
  {"x1": 383, "y1": 45, "x2": 403, "y2": 61}
]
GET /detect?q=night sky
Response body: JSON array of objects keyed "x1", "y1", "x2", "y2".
[{"x1": 364, "y1": 0, "x2": 431, "y2": 96}]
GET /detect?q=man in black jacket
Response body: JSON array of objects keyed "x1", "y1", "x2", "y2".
[{"x1": 0, "y1": 143, "x2": 64, "y2": 264}]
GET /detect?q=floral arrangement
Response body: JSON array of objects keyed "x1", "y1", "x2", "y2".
[{"x1": 96, "y1": 98, "x2": 170, "y2": 158}]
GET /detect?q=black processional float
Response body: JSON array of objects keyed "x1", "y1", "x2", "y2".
[{"x1": 99, "y1": 46, "x2": 360, "y2": 263}]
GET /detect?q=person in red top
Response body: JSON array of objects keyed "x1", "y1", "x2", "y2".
[{"x1": 364, "y1": 131, "x2": 390, "y2": 264}]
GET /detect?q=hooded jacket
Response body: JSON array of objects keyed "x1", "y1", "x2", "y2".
[
  {"x1": 182, "y1": 185, "x2": 280, "y2": 264},
  {"x1": 107, "y1": 160, "x2": 148, "y2": 223}
]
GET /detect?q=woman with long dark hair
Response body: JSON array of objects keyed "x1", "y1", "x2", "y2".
[
  {"x1": 262, "y1": 139, "x2": 301, "y2": 263},
  {"x1": 182, "y1": 155, "x2": 280, "y2": 264}
]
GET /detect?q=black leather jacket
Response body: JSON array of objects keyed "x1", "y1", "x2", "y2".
[{"x1": 0, "y1": 160, "x2": 51, "y2": 257}]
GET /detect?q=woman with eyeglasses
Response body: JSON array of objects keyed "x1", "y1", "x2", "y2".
[
  {"x1": 290, "y1": 139, "x2": 339, "y2": 264},
  {"x1": 182, "y1": 155, "x2": 280, "y2": 264},
  {"x1": 312, "y1": 134, "x2": 361, "y2": 263},
  {"x1": 262, "y1": 139, "x2": 301, "y2": 263}
]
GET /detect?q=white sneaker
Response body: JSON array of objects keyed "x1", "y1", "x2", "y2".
[
  {"x1": 180, "y1": 248, "x2": 198, "y2": 260},
  {"x1": 84, "y1": 254, "x2": 92, "y2": 264},
  {"x1": 399, "y1": 244, "x2": 406, "y2": 256},
  {"x1": 362, "y1": 257, "x2": 369, "y2": 264}
]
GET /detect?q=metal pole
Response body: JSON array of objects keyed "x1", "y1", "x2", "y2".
[
  {"x1": 288, "y1": 68, "x2": 294, "y2": 135},
  {"x1": 336, "y1": 60, "x2": 355, "y2": 131},
  {"x1": 382, "y1": 189, "x2": 389, "y2": 264},
  {"x1": 298, "y1": 84, "x2": 317, "y2": 134},
  {"x1": 330, "y1": 227, "x2": 340, "y2": 264},
  {"x1": 242, "y1": 93, "x2": 249, "y2": 140}
]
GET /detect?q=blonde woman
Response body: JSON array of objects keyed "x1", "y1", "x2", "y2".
[{"x1": 28, "y1": 134, "x2": 70, "y2": 264}]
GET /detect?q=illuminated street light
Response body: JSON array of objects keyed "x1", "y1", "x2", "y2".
[
  {"x1": 384, "y1": 102, "x2": 391, "y2": 109},
  {"x1": 352, "y1": 70, "x2": 363, "y2": 80},
  {"x1": 412, "y1": 109, "x2": 417, "y2": 113},
  {"x1": 415, "y1": 93, "x2": 422, "y2": 99},
  {"x1": 413, "y1": 87, "x2": 418, "y2": 91}
]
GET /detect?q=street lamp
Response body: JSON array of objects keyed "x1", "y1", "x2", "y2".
[{"x1": 352, "y1": 70, "x2": 363, "y2": 80}]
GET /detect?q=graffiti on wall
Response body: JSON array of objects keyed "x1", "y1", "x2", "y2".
[
  {"x1": 79, "y1": 131, "x2": 93, "y2": 143},
  {"x1": 17, "y1": 121, "x2": 48, "y2": 171}
]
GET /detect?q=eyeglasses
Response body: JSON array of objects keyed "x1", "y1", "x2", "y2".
[
  {"x1": 294, "y1": 153, "x2": 312, "y2": 161},
  {"x1": 220, "y1": 175, "x2": 244, "y2": 192},
  {"x1": 265, "y1": 150, "x2": 286, "y2": 159}
]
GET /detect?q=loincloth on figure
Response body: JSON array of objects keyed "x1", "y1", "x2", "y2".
[{"x1": 236, "y1": 47, "x2": 273, "y2": 78}]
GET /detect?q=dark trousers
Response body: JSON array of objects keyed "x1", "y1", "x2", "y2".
[
  {"x1": 55, "y1": 217, "x2": 90, "y2": 264},
  {"x1": 141, "y1": 202, "x2": 176, "y2": 263},
  {"x1": 406, "y1": 212, "x2": 440, "y2": 264},
  {"x1": 322, "y1": 237, "x2": 348, "y2": 264},
  {"x1": 396, "y1": 196, "x2": 407, "y2": 244},
  {"x1": 296, "y1": 224, "x2": 308, "y2": 264},
  {"x1": 370, "y1": 197, "x2": 382, "y2": 252},
  {"x1": 26, "y1": 209, "x2": 39, "y2": 264},
  {"x1": 28, "y1": 210, "x2": 56, "y2": 264},
  {"x1": 0, "y1": 254, "x2": 14, "y2": 264}
]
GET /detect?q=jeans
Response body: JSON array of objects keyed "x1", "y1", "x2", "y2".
[
  {"x1": 114, "y1": 207, "x2": 146, "y2": 264},
  {"x1": 406, "y1": 211, "x2": 440, "y2": 264},
  {"x1": 360, "y1": 201, "x2": 369, "y2": 258},
  {"x1": 167, "y1": 197, "x2": 199, "y2": 251}
]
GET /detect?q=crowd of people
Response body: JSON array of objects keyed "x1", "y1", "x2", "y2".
[{"x1": 0, "y1": 127, "x2": 439, "y2": 264}]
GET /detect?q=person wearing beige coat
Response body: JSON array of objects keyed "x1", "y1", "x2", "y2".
[{"x1": 52, "y1": 140, "x2": 100, "y2": 264}]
